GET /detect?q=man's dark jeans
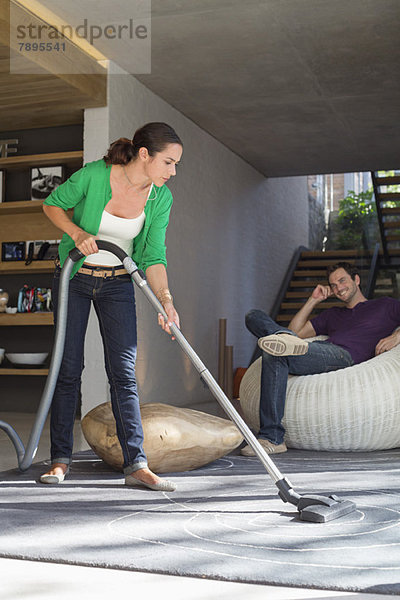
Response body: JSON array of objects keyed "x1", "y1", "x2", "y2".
[
  {"x1": 245, "y1": 309, "x2": 354, "y2": 444},
  {"x1": 51, "y1": 267, "x2": 147, "y2": 474}
]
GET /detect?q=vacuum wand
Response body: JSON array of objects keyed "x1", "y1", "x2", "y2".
[
  {"x1": 0, "y1": 239, "x2": 355, "y2": 523},
  {"x1": 72, "y1": 241, "x2": 355, "y2": 523},
  {"x1": 126, "y1": 262, "x2": 284, "y2": 482}
]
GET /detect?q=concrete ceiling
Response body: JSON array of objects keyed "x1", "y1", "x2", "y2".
[
  {"x1": 138, "y1": 0, "x2": 400, "y2": 177},
  {"x1": 4, "y1": 0, "x2": 400, "y2": 177}
]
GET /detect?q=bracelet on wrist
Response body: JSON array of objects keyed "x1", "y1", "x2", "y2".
[{"x1": 156, "y1": 288, "x2": 173, "y2": 307}]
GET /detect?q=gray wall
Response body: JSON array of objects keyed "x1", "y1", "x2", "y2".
[
  {"x1": 81, "y1": 62, "x2": 308, "y2": 416},
  {"x1": 80, "y1": 107, "x2": 111, "y2": 415}
]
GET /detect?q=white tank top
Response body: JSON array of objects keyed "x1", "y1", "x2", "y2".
[
  {"x1": 85, "y1": 210, "x2": 146, "y2": 266},
  {"x1": 86, "y1": 183, "x2": 153, "y2": 266}
]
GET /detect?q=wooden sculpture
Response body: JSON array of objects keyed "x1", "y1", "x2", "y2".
[{"x1": 82, "y1": 402, "x2": 243, "y2": 473}]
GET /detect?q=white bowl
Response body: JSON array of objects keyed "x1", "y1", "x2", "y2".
[
  {"x1": 6, "y1": 352, "x2": 48, "y2": 365},
  {"x1": 0, "y1": 348, "x2": 5, "y2": 365}
]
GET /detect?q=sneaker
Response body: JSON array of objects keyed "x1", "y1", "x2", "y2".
[
  {"x1": 258, "y1": 333, "x2": 308, "y2": 357},
  {"x1": 241, "y1": 439, "x2": 287, "y2": 456}
]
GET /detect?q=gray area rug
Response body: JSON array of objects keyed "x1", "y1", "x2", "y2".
[{"x1": 1, "y1": 448, "x2": 399, "y2": 595}]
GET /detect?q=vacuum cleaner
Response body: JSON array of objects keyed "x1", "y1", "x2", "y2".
[{"x1": 0, "y1": 240, "x2": 356, "y2": 523}]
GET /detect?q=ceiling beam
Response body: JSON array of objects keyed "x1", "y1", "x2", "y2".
[{"x1": 0, "y1": 0, "x2": 107, "y2": 131}]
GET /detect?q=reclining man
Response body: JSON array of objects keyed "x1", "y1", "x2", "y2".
[{"x1": 242, "y1": 261, "x2": 400, "y2": 456}]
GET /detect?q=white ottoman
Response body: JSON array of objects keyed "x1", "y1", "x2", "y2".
[{"x1": 239, "y1": 338, "x2": 400, "y2": 451}]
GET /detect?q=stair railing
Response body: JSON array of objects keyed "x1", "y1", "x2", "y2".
[
  {"x1": 248, "y1": 245, "x2": 309, "y2": 366},
  {"x1": 365, "y1": 242, "x2": 380, "y2": 299},
  {"x1": 270, "y1": 245, "x2": 310, "y2": 320},
  {"x1": 371, "y1": 171, "x2": 389, "y2": 265}
]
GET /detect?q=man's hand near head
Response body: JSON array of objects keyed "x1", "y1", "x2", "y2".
[
  {"x1": 311, "y1": 284, "x2": 333, "y2": 304},
  {"x1": 288, "y1": 284, "x2": 332, "y2": 338}
]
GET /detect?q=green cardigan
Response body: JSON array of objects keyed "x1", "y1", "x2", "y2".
[{"x1": 43, "y1": 159, "x2": 173, "y2": 278}]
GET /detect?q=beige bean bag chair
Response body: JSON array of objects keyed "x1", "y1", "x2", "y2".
[
  {"x1": 239, "y1": 337, "x2": 400, "y2": 451},
  {"x1": 82, "y1": 402, "x2": 243, "y2": 473}
]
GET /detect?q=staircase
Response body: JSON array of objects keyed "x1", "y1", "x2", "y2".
[
  {"x1": 372, "y1": 171, "x2": 400, "y2": 264},
  {"x1": 272, "y1": 248, "x2": 400, "y2": 326},
  {"x1": 271, "y1": 172, "x2": 400, "y2": 326},
  {"x1": 258, "y1": 172, "x2": 400, "y2": 339}
]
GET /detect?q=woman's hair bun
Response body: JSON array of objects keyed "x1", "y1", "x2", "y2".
[
  {"x1": 103, "y1": 138, "x2": 135, "y2": 165},
  {"x1": 103, "y1": 123, "x2": 182, "y2": 166}
]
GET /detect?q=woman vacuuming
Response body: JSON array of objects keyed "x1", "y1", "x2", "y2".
[{"x1": 40, "y1": 122, "x2": 183, "y2": 490}]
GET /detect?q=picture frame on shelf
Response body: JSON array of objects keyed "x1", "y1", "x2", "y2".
[
  {"x1": 30, "y1": 165, "x2": 64, "y2": 201},
  {"x1": 1, "y1": 241, "x2": 26, "y2": 262},
  {"x1": 0, "y1": 169, "x2": 4, "y2": 202}
]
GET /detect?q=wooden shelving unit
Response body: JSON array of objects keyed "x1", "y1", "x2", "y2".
[
  {"x1": 0, "y1": 150, "x2": 83, "y2": 170},
  {"x1": 0, "y1": 200, "x2": 71, "y2": 274},
  {"x1": 0, "y1": 149, "x2": 82, "y2": 379},
  {"x1": 0, "y1": 368, "x2": 49, "y2": 376},
  {"x1": 0, "y1": 199, "x2": 46, "y2": 215},
  {"x1": 0, "y1": 260, "x2": 55, "y2": 275},
  {"x1": 0, "y1": 313, "x2": 53, "y2": 326}
]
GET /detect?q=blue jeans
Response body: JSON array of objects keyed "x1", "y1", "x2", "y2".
[
  {"x1": 245, "y1": 309, "x2": 354, "y2": 445},
  {"x1": 51, "y1": 266, "x2": 147, "y2": 475}
]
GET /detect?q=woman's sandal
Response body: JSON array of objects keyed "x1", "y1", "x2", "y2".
[
  {"x1": 125, "y1": 473, "x2": 176, "y2": 492},
  {"x1": 40, "y1": 465, "x2": 70, "y2": 484}
]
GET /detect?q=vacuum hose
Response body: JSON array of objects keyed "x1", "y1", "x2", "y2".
[
  {"x1": 0, "y1": 241, "x2": 357, "y2": 523},
  {"x1": 0, "y1": 240, "x2": 284, "y2": 479},
  {"x1": 0, "y1": 257, "x2": 75, "y2": 471}
]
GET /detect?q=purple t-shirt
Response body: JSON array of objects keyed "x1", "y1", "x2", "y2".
[{"x1": 311, "y1": 297, "x2": 400, "y2": 364}]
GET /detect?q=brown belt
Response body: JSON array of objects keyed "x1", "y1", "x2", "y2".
[{"x1": 78, "y1": 264, "x2": 129, "y2": 278}]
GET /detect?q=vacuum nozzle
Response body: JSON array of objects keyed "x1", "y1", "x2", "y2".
[
  {"x1": 297, "y1": 494, "x2": 357, "y2": 523},
  {"x1": 276, "y1": 479, "x2": 356, "y2": 523}
]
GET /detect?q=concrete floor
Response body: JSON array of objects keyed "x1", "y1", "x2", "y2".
[{"x1": 0, "y1": 412, "x2": 391, "y2": 600}]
